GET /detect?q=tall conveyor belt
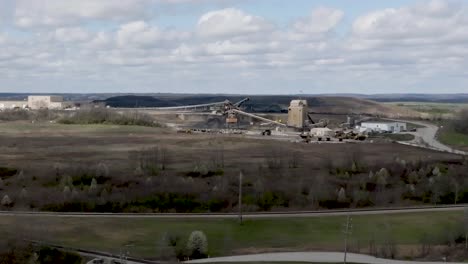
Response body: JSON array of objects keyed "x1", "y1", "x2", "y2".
[{"x1": 231, "y1": 109, "x2": 287, "y2": 127}]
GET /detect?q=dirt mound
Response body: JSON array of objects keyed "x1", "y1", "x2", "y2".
[{"x1": 94, "y1": 95, "x2": 177, "y2": 108}]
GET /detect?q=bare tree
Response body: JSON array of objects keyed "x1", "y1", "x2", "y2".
[
  {"x1": 419, "y1": 232, "x2": 431, "y2": 257},
  {"x1": 134, "y1": 145, "x2": 171, "y2": 175},
  {"x1": 288, "y1": 151, "x2": 300, "y2": 169},
  {"x1": 210, "y1": 140, "x2": 225, "y2": 170}
]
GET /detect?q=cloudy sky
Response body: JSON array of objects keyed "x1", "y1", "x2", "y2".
[{"x1": 0, "y1": 0, "x2": 467, "y2": 94}]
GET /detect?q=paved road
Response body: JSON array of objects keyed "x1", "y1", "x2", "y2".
[
  {"x1": 0, "y1": 205, "x2": 466, "y2": 219},
  {"x1": 186, "y1": 252, "x2": 465, "y2": 264},
  {"x1": 86, "y1": 257, "x2": 144, "y2": 264},
  {"x1": 386, "y1": 119, "x2": 467, "y2": 155}
]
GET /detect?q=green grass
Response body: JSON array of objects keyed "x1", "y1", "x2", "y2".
[
  {"x1": 381, "y1": 133, "x2": 415, "y2": 141},
  {"x1": 0, "y1": 211, "x2": 462, "y2": 259},
  {"x1": 436, "y1": 120, "x2": 468, "y2": 150},
  {"x1": 438, "y1": 125, "x2": 468, "y2": 150},
  {"x1": 406, "y1": 122, "x2": 425, "y2": 130},
  {"x1": 387, "y1": 102, "x2": 467, "y2": 115}
]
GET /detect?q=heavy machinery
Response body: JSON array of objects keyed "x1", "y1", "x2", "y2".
[
  {"x1": 334, "y1": 129, "x2": 367, "y2": 141},
  {"x1": 300, "y1": 127, "x2": 334, "y2": 142}
]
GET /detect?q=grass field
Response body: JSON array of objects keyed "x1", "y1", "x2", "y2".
[
  {"x1": 381, "y1": 133, "x2": 415, "y2": 141},
  {"x1": 439, "y1": 128, "x2": 468, "y2": 150},
  {"x1": 0, "y1": 120, "x2": 462, "y2": 213},
  {"x1": 0, "y1": 211, "x2": 462, "y2": 260},
  {"x1": 436, "y1": 122, "x2": 468, "y2": 151},
  {"x1": 386, "y1": 102, "x2": 468, "y2": 116}
]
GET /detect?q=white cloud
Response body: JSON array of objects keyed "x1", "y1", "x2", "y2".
[
  {"x1": 14, "y1": 0, "x2": 152, "y2": 27},
  {"x1": 83, "y1": 32, "x2": 113, "y2": 50},
  {"x1": 293, "y1": 7, "x2": 344, "y2": 34},
  {"x1": 55, "y1": 27, "x2": 90, "y2": 42},
  {"x1": 197, "y1": 8, "x2": 274, "y2": 38},
  {"x1": 352, "y1": 0, "x2": 466, "y2": 43},
  {"x1": 0, "y1": 34, "x2": 7, "y2": 45},
  {"x1": 202, "y1": 40, "x2": 278, "y2": 55},
  {"x1": 1, "y1": 1, "x2": 468, "y2": 93},
  {"x1": 116, "y1": 20, "x2": 190, "y2": 48}
]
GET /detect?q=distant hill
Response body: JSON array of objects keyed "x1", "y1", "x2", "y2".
[
  {"x1": 94, "y1": 95, "x2": 178, "y2": 108},
  {"x1": 5, "y1": 93, "x2": 468, "y2": 103},
  {"x1": 308, "y1": 96, "x2": 419, "y2": 118},
  {"x1": 365, "y1": 94, "x2": 468, "y2": 103},
  {"x1": 96, "y1": 94, "x2": 419, "y2": 118}
]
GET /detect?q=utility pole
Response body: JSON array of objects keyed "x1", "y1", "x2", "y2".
[
  {"x1": 238, "y1": 171, "x2": 243, "y2": 225},
  {"x1": 464, "y1": 207, "x2": 468, "y2": 250},
  {"x1": 342, "y1": 215, "x2": 353, "y2": 264}
]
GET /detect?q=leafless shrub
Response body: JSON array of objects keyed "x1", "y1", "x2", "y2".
[
  {"x1": 19, "y1": 188, "x2": 28, "y2": 200},
  {"x1": 132, "y1": 145, "x2": 171, "y2": 175},
  {"x1": 63, "y1": 186, "x2": 71, "y2": 200},
  {"x1": 58, "y1": 108, "x2": 162, "y2": 127},
  {"x1": 1, "y1": 195, "x2": 12, "y2": 207},
  {"x1": 89, "y1": 178, "x2": 98, "y2": 193},
  {"x1": 288, "y1": 151, "x2": 300, "y2": 169},
  {"x1": 337, "y1": 187, "x2": 347, "y2": 202},
  {"x1": 0, "y1": 109, "x2": 30, "y2": 121},
  {"x1": 60, "y1": 175, "x2": 73, "y2": 188},
  {"x1": 209, "y1": 140, "x2": 225, "y2": 169},
  {"x1": 264, "y1": 146, "x2": 285, "y2": 172},
  {"x1": 16, "y1": 170, "x2": 24, "y2": 181},
  {"x1": 376, "y1": 222, "x2": 398, "y2": 259},
  {"x1": 96, "y1": 162, "x2": 109, "y2": 177}
]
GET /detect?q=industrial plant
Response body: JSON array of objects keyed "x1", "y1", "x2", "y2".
[
  {"x1": 111, "y1": 96, "x2": 406, "y2": 143},
  {"x1": 0, "y1": 95, "x2": 68, "y2": 110}
]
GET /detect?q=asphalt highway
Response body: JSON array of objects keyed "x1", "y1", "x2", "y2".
[{"x1": 186, "y1": 252, "x2": 466, "y2": 264}]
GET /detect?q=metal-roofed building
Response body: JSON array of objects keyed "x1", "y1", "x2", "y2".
[
  {"x1": 27, "y1": 96, "x2": 64, "y2": 110},
  {"x1": 0, "y1": 101, "x2": 28, "y2": 110},
  {"x1": 359, "y1": 121, "x2": 407, "y2": 133}
]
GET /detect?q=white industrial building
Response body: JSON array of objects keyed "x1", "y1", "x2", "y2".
[
  {"x1": 28, "y1": 96, "x2": 64, "y2": 109},
  {"x1": 0, "y1": 101, "x2": 28, "y2": 110},
  {"x1": 0, "y1": 96, "x2": 66, "y2": 110},
  {"x1": 359, "y1": 121, "x2": 407, "y2": 133}
]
